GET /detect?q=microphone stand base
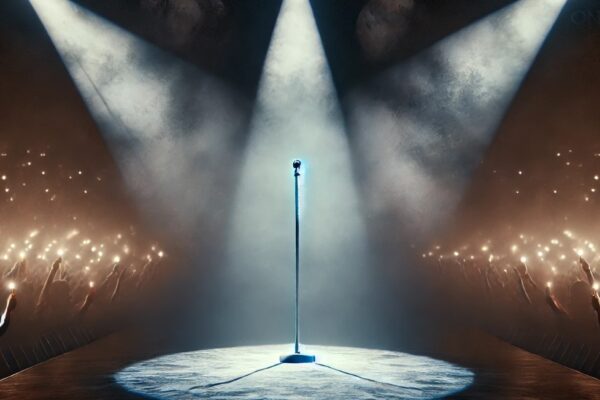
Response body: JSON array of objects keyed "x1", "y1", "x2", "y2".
[{"x1": 279, "y1": 353, "x2": 316, "y2": 364}]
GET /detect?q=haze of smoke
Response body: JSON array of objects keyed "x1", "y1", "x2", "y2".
[{"x1": 346, "y1": 0, "x2": 564, "y2": 242}]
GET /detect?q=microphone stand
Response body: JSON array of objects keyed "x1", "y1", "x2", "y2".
[{"x1": 280, "y1": 160, "x2": 316, "y2": 364}]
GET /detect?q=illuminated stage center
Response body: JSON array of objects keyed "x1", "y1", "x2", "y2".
[{"x1": 116, "y1": 345, "x2": 473, "y2": 399}]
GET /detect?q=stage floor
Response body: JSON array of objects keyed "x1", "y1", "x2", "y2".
[{"x1": 0, "y1": 330, "x2": 599, "y2": 399}]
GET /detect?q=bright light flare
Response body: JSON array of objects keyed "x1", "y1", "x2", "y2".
[{"x1": 520, "y1": 256, "x2": 528, "y2": 264}]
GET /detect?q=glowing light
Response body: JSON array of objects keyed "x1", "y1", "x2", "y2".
[
  {"x1": 57, "y1": 248, "x2": 65, "y2": 257},
  {"x1": 219, "y1": 0, "x2": 380, "y2": 337},
  {"x1": 546, "y1": 281, "x2": 552, "y2": 288},
  {"x1": 453, "y1": 251, "x2": 460, "y2": 257},
  {"x1": 157, "y1": 251, "x2": 164, "y2": 258},
  {"x1": 18, "y1": 251, "x2": 26, "y2": 260},
  {"x1": 346, "y1": 0, "x2": 567, "y2": 234},
  {"x1": 563, "y1": 230, "x2": 573, "y2": 238},
  {"x1": 511, "y1": 244, "x2": 518, "y2": 253},
  {"x1": 89, "y1": 281, "x2": 95, "y2": 288},
  {"x1": 593, "y1": 282, "x2": 599, "y2": 291},
  {"x1": 113, "y1": 255, "x2": 121, "y2": 263},
  {"x1": 7, "y1": 282, "x2": 16, "y2": 291},
  {"x1": 481, "y1": 245, "x2": 489, "y2": 252},
  {"x1": 520, "y1": 256, "x2": 528, "y2": 264}
]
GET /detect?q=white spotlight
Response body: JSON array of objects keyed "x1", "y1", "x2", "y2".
[
  {"x1": 224, "y1": 0, "x2": 372, "y2": 340},
  {"x1": 347, "y1": 0, "x2": 566, "y2": 238},
  {"x1": 30, "y1": 0, "x2": 248, "y2": 237}
]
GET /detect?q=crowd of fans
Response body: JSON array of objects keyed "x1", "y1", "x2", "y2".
[
  {"x1": 0, "y1": 228, "x2": 167, "y2": 349},
  {"x1": 0, "y1": 145, "x2": 172, "y2": 376},
  {"x1": 421, "y1": 228, "x2": 600, "y2": 370},
  {"x1": 0, "y1": 230, "x2": 165, "y2": 336}
]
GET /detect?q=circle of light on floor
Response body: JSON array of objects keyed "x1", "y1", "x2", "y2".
[{"x1": 115, "y1": 344, "x2": 474, "y2": 399}]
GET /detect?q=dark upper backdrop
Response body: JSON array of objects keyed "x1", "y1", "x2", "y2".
[{"x1": 0, "y1": 0, "x2": 599, "y2": 348}]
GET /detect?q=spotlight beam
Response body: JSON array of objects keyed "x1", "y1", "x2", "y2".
[
  {"x1": 347, "y1": 0, "x2": 567, "y2": 240},
  {"x1": 30, "y1": 0, "x2": 249, "y2": 241},
  {"x1": 222, "y1": 0, "x2": 375, "y2": 344}
]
